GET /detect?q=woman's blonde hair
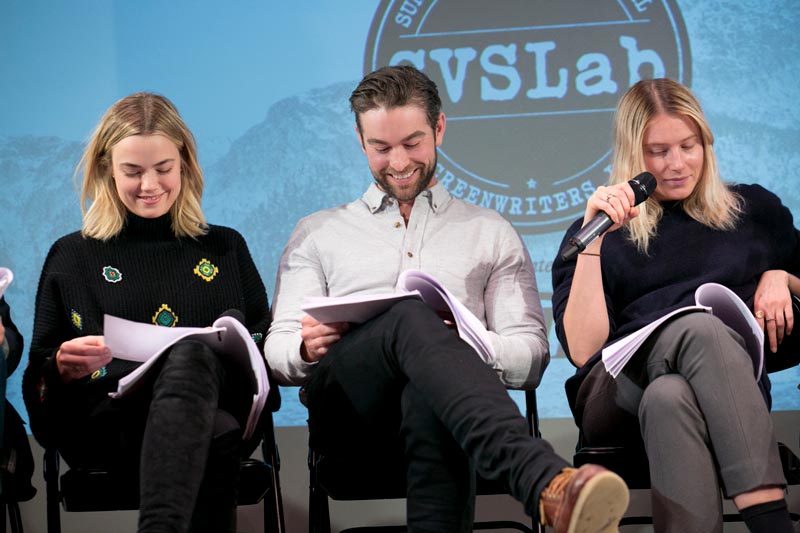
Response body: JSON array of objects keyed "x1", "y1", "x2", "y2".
[
  {"x1": 78, "y1": 92, "x2": 207, "y2": 240},
  {"x1": 610, "y1": 78, "x2": 741, "y2": 252}
]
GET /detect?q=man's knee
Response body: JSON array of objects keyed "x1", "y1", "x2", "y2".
[{"x1": 384, "y1": 298, "x2": 440, "y2": 327}]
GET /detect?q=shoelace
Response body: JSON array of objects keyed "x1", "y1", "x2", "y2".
[{"x1": 539, "y1": 467, "x2": 578, "y2": 525}]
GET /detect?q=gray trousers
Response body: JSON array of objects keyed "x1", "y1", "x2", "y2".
[{"x1": 577, "y1": 312, "x2": 786, "y2": 533}]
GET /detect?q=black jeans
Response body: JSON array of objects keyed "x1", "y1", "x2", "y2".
[
  {"x1": 138, "y1": 339, "x2": 251, "y2": 533},
  {"x1": 59, "y1": 339, "x2": 254, "y2": 533},
  {"x1": 306, "y1": 299, "x2": 566, "y2": 532}
]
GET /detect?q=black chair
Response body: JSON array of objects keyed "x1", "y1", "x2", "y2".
[
  {"x1": 574, "y1": 434, "x2": 800, "y2": 526},
  {"x1": 43, "y1": 410, "x2": 285, "y2": 533},
  {"x1": 0, "y1": 501, "x2": 25, "y2": 533},
  {"x1": 0, "y1": 402, "x2": 37, "y2": 533},
  {"x1": 0, "y1": 466, "x2": 35, "y2": 533},
  {"x1": 308, "y1": 389, "x2": 544, "y2": 533}
]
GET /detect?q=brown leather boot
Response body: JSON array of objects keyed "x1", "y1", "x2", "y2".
[{"x1": 539, "y1": 464, "x2": 629, "y2": 533}]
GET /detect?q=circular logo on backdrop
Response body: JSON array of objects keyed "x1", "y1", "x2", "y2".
[{"x1": 364, "y1": 0, "x2": 691, "y2": 233}]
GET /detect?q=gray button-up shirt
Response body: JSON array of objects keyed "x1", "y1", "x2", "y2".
[{"x1": 265, "y1": 182, "x2": 549, "y2": 389}]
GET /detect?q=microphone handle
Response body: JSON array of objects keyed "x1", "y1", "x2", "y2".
[
  {"x1": 560, "y1": 212, "x2": 613, "y2": 261},
  {"x1": 559, "y1": 172, "x2": 656, "y2": 262}
]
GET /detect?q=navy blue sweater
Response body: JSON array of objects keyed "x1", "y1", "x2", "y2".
[{"x1": 552, "y1": 184, "x2": 800, "y2": 412}]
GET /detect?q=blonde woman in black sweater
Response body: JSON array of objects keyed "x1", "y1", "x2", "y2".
[
  {"x1": 22, "y1": 93, "x2": 272, "y2": 533},
  {"x1": 553, "y1": 79, "x2": 797, "y2": 533}
]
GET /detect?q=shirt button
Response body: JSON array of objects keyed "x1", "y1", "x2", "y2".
[
  {"x1": 407, "y1": 252, "x2": 414, "y2": 258},
  {"x1": 394, "y1": 222, "x2": 402, "y2": 228}
]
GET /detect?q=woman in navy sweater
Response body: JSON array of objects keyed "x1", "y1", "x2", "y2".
[
  {"x1": 22, "y1": 93, "x2": 272, "y2": 533},
  {"x1": 552, "y1": 79, "x2": 798, "y2": 532}
]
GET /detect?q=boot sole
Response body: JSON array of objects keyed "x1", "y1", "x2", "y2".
[{"x1": 565, "y1": 470, "x2": 630, "y2": 533}]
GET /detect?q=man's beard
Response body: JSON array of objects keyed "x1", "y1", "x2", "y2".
[{"x1": 373, "y1": 154, "x2": 437, "y2": 203}]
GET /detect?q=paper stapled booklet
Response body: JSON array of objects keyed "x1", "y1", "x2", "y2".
[
  {"x1": 602, "y1": 283, "x2": 764, "y2": 379},
  {"x1": 301, "y1": 269, "x2": 496, "y2": 363},
  {"x1": 103, "y1": 314, "x2": 269, "y2": 440}
]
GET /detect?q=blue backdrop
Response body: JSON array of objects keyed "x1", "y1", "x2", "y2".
[{"x1": 1, "y1": 1, "x2": 798, "y2": 426}]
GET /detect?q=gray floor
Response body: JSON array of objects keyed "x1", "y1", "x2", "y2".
[{"x1": 11, "y1": 410, "x2": 800, "y2": 533}]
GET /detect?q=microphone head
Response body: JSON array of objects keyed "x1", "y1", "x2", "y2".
[
  {"x1": 219, "y1": 308, "x2": 246, "y2": 325},
  {"x1": 629, "y1": 172, "x2": 657, "y2": 205}
]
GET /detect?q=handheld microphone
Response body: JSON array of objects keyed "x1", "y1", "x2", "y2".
[
  {"x1": 219, "y1": 308, "x2": 246, "y2": 325},
  {"x1": 560, "y1": 172, "x2": 657, "y2": 261}
]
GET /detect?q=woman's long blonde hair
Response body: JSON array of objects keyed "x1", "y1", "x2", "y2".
[
  {"x1": 78, "y1": 92, "x2": 207, "y2": 240},
  {"x1": 610, "y1": 78, "x2": 741, "y2": 252}
]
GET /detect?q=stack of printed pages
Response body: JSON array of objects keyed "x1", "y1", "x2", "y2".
[
  {"x1": 301, "y1": 269, "x2": 496, "y2": 363},
  {"x1": 103, "y1": 314, "x2": 269, "y2": 440},
  {"x1": 602, "y1": 283, "x2": 763, "y2": 379}
]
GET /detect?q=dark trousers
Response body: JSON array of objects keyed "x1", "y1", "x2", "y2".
[
  {"x1": 59, "y1": 339, "x2": 255, "y2": 533},
  {"x1": 306, "y1": 299, "x2": 567, "y2": 532}
]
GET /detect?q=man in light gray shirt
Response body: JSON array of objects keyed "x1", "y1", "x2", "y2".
[{"x1": 265, "y1": 65, "x2": 628, "y2": 533}]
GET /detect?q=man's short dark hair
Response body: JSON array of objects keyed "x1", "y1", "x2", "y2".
[{"x1": 350, "y1": 65, "x2": 442, "y2": 135}]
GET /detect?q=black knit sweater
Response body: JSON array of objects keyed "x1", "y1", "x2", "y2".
[
  {"x1": 552, "y1": 184, "x2": 800, "y2": 413},
  {"x1": 22, "y1": 213, "x2": 270, "y2": 446}
]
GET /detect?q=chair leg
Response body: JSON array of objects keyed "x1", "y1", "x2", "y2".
[
  {"x1": 258, "y1": 421, "x2": 286, "y2": 533},
  {"x1": 309, "y1": 490, "x2": 330, "y2": 533},
  {"x1": 264, "y1": 453, "x2": 286, "y2": 532},
  {"x1": 308, "y1": 451, "x2": 331, "y2": 533},
  {"x1": 7, "y1": 502, "x2": 22, "y2": 533},
  {"x1": 0, "y1": 501, "x2": 22, "y2": 533},
  {"x1": 44, "y1": 449, "x2": 61, "y2": 533}
]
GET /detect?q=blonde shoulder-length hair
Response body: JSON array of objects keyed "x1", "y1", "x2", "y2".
[
  {"x1": 78, "y1": 92, "x2": 207, "y2": 241},
  {"x1": 610, "y1": 78, "x2": 741, "y2": 252}
]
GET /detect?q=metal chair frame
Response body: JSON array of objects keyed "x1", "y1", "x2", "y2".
[{"x1": 43, "y1": 414, "x2": 285, "y2": 533}]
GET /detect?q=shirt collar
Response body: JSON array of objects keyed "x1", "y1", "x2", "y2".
[{"x1": 362, "y1": 181, "x2": 452, "y2": 214}]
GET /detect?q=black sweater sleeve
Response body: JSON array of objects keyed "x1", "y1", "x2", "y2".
[
  {"x1": 22, "y1": 238, "x2": 77, "y2": 447},
  {"x1": 230, "y1": 229, "x2": 271, "y2": 351},
  {"x1": 1, "y1": 296, "x2": 23, "y2": 375},
  {"x1": 230, "y1": 230, "x2": 281, "y2": 411}
]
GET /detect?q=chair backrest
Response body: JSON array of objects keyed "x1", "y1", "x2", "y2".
[
  {"x1": 0, "y1": 401, "x2": 36, "y2": 504},
  {"x1": 0, "y1": 401, "x2": 36, "y2": 533},
  {"x1": 308, "y1": 389, "x2": 543, "y2": 533},
  {"x1": 44, "y1": 412, "x2": 286, "y2": 533}
]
